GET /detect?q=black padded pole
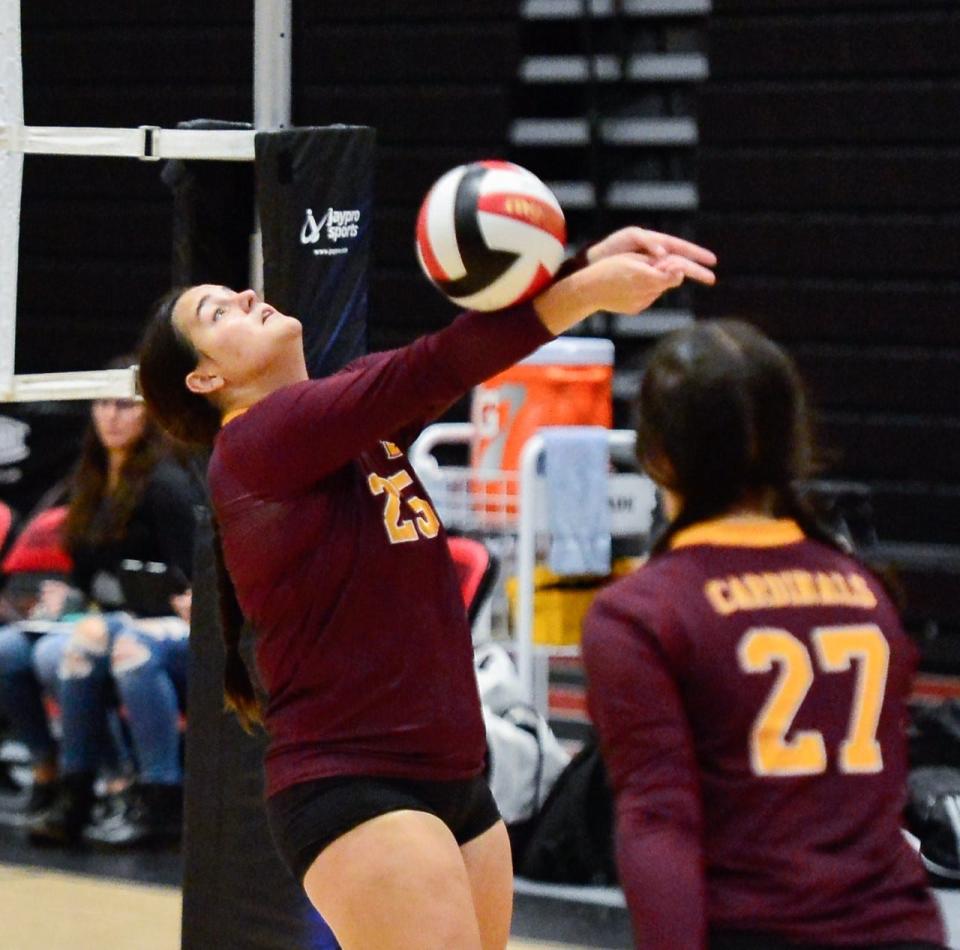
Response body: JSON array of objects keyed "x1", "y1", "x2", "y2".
[{"x1": 173, "y1": 123, "x2": 374, "y2": 949}]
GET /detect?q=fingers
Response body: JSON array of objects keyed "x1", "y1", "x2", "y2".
[
  {"x1": 638, "y1": 259, "x2": 684, "y2": 289},
  {"x1": 642, "y1": 230, "x2": 717, "y2": 266},
  {"x1": 618, "y1": 226, "x2": 669, "y2": 258},
  {"x1": 615, "y1": 257, "x2": 683, "y2": 313},
  {"x1": 586, "y1": 227, "x2": 664, "y2": 264},
  {"x1": 587, "y1": 227, "x2": 717, "y2": 274},
  {"x1": 654, "y1": 253, "x2": 716, "y2": 286}
]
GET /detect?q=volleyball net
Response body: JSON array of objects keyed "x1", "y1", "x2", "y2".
[{"x1": 0, "y1": 0, "x2": 298, "y2": 402}]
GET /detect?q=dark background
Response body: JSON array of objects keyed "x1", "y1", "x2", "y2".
[
  {"x1": 6, "y1": 1, "x2": 959, "y2": 643},
  {"x1": 695, "y1": 0, "x2": 960, "y2": 655}
]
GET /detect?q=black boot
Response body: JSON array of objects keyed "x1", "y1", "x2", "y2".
[
  {"x1": 28, "y1": 772, "x2": 95, "y2": 845},
  {"x1": 85, "y1": 782, "x2": 183, "y2": 847},
  {"x1": 25, "y1": 779, "x2": 60, "y2": 819},
  {"x1": 0, "y1": 760, "x2": 22, "y2": 794}
]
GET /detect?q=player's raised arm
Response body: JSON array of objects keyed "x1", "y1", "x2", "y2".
[{"x1": 139, "y1": 229, "x2": 715, "y2": 495}]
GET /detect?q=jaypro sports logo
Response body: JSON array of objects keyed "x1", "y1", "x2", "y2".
[{"x1": 300, "y1": 207, "x2": 361, "y2": 256}]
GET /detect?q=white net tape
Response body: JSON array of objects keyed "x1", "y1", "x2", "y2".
[{"x1": 0, "y1": 126, "x2": 256, "y2": 161}]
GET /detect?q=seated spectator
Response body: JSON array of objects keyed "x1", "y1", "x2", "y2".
[
  {"x1": 78, "y1": 604, "x2": 192, "y2": 847},
  {"x1": 0, "y1": 510, "x2": 120, "y2": 820},
  {"x1": 0, "y1": 356, "x2": 199, "y2": 845}
]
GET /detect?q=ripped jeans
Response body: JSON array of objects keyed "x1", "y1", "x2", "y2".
[{"x1": 59, "y1": 612, "x2": 189, "y2": 785}]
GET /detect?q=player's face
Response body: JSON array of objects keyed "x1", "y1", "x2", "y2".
[{"x1": 172, "y1": 284, "x2": 303, "y2": 394}]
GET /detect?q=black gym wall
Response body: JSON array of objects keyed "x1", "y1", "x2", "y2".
[
  {"x1": 5, "y1": 3, "x2": 255, "y2": 517},
  {"x1": 8, "y1": 1, "x2": 521, "y2": 514},
  {"x1": 15, "y1": 2, "x2": 521, "y2": 370},
  {"x1": 694, "y1": 0, "x2": 960, "y2": 643},
  {"x1": 11, "y1": 2, "x2": 959, "y2": 625},
  {"x1": 293, "y1": 2, "x2": 522, "y2": 351}
]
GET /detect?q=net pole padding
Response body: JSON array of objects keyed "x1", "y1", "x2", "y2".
[{"x1": 0, "y1": 0, "x2": 24, "y2": 395}]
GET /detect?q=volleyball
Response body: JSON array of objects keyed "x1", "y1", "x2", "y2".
[{"x1": 415, "y1": 160, "x2": 567, "y2": 311}]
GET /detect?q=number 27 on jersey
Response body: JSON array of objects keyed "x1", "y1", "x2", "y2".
[{"x1": 739, "y1": 623, "x2": 889, "y2": 778}]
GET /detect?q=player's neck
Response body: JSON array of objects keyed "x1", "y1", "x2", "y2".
[
  {"x1": 220, "y1": 362, "x2": 309, "y2": 417},
  {"x1": 717, "y1": 489, "x2": 778, "y2": 521},
  {"x1": 666, "y1": 488, "x2": 779, "y2": 524},
  {"x1": 714, "y1": 510, "x2": 779, "y2": 523}
]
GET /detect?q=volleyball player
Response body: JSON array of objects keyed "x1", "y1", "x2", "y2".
[
  {"x1": 136, "y1": 226, "x2": 716, "y2": 950},
  {"x1": 581, "y1": 320, "x2": 945, "y2": 950}
]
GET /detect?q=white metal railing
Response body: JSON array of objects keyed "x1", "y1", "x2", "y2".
[{"x1": 411, "y1": 423, "x2": 657, "y2": 715}]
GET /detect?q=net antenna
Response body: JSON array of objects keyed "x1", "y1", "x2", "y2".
[{"x1": 0, "y1": 0, "x2": 292, "y2": 402}]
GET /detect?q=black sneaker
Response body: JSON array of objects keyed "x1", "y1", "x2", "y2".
[
  {"x1": 85, "y1": 783, "x2": 183, "y2": 848},
  {"x1": 0, "y1": 761, "x2": 22, "y2": 794},
  {"x1": 25, "y1": 780, "x2": 60, "y2": 819},
  {"x1": 28, "y1": 772, "x2": 95, "y2": 845}
]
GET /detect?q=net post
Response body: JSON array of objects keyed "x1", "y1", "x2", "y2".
[
  {"x1": 252, "y1": 0, "x2": 292, "y2": 292},
  {"x1": 0, "y1": 0, "x2": 23, "y2": 397}
]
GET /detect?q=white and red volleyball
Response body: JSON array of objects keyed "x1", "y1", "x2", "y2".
[{"x1": 415, "y1": 160, "x2": 567, "y2": 311}]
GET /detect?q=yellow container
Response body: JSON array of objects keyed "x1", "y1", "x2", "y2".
[{"x1": 506, "y1": 559, "x2": 642, "y2": 647}]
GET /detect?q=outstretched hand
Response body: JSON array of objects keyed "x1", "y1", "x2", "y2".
[
  {"x1": 586, "y1": 226, "x2": 717, "y2": 287},
  {"x1": 533, "y1": 226, "x2": 717, "y2": 336},
  {"x1": 576, "y1": 253, "x2": 685, "y2": 315}
]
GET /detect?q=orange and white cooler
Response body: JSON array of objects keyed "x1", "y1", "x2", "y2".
[{"x1": 470, "y1": 337, "x2": 614, "y2": 517}]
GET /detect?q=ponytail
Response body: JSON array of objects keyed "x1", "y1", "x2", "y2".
[
  {"x1": 777, "y1": 482, "x2": 851, "y2": 555},
  {"x1": 138, "y1": 288, "x2": 262, "y2": 729},
  {"x1": 210, "y1": 516, "x2": 262, "y2": 732},
  {"x1": 779, "y1": 482, "x2": 906, "y2": 608},
  {"x1": 638, "y1": 320, "x2": 860, "y2": 562}
]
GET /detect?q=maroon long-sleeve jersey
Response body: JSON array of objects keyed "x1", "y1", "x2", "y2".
[
  {"x1": 582, "y1": 518, "x2": 943, "y2": 949},
  {"x1": 208, "y1": 304, "x2": 553, "y2": 797}
]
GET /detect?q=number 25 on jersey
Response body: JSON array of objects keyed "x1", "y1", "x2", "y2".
[
  {"x1": 367, "y1": 469, "x2": 440, "y2": 544},
  {"x1": 738, "y1": 624, "x2": 889, "y2": 778}
]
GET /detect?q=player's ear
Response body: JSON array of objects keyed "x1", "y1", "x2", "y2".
[{"x1": 185, "y1": 366, "x2": 224, "y2": 396}]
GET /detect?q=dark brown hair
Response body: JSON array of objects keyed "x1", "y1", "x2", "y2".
[
  {"x1": 138, "y1": 288, "x2": 262, "y2": 731},
  {"x1": 635, "y1": 319, "x2": 844, "y2": 556},
  {"x1": 137, "y1": 288, "x2": 221, "y2": 447},
  {"x1": 63, "y1": 355, "x2": 167, "y2": 551}
]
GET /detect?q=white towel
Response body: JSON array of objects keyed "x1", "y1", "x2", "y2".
[{"x1": 543, "y1": 426, "x2": 611, "y2": 576}]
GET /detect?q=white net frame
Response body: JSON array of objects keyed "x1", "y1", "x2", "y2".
[{"x1": 0, "y1": 0, "x2": 291, "y2": 403}]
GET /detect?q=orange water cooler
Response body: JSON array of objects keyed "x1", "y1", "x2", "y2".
[{"x1": 470, "y1": 337, "x2": 614, "y2": 518}]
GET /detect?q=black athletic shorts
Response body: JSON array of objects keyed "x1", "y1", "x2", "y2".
[
  {"x1": 266, "y1": 773, "x2": 502, "y2": 883},
  {"x1": 710, "y1": 933, "x2": 945, "y2": 950}
]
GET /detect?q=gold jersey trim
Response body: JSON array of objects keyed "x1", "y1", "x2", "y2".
[
  {"x1": 671, "y1": 518, "x2": 805, "y2": 550},
  {"x1": 221, "y1": 407, "x2": 249, "y2": 427}
]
